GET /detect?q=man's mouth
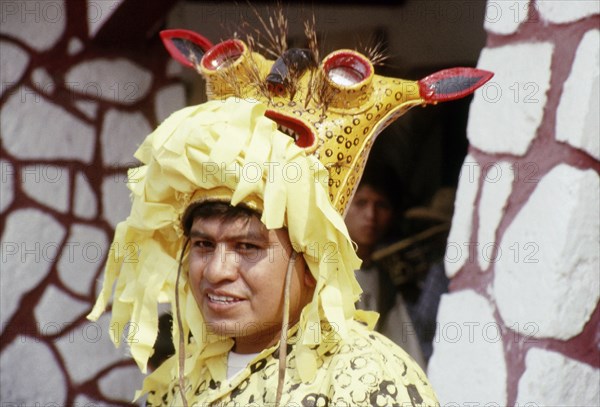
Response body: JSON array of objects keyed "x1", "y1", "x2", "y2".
[{"x1": 207, "y1": 293, "x2": 242, "y2": 304}]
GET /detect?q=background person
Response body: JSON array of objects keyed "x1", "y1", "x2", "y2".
[
  {"x1": 368, "y1": 187, "x2": 454, "y2": 366},
  {"x1": 399, "y1": 188, "x2": 454, "y2": 363},
  {"x1": 346, "y1": 168, "x2": 427, "y2": 368}
]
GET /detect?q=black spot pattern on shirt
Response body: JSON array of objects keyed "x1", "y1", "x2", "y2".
[
  {"x1": 380, "y1": 380, "x2": 398, "y2": 398},
  {"x1": 302, "y1": 393, "x2": 330, "y2": 406},
  {"x1": 250, "y1": 357, "x2": 268, "y2": 373},
  {"x1": 272, "y1": 343, "x2": 293, "y2": 359},
  {"x1": 350, "y1": 356, "x2": 368, "y2": 370},
  {"x1": 149, "y1": 323, "x2": 437, "y2": 406},
  {"x1": 323, "y1": 343, "x2": 339, "y2": 357},
  {"x1": 194, "y1": 380, "x2": 207, "y2": 395},
  {"x1": 230, "y1": 378, "x2": 250, "y2": 397},
  {"x1": 407, "y1": 383, "x2": 424, "y2": 406}
]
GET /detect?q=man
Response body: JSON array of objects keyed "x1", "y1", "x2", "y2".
[
  {"x1": 88, "y1": 99, "x2": 438, "y2": 405},
  {"x1": 345, "y1": 173, "x2": 427, "y2": 368}
]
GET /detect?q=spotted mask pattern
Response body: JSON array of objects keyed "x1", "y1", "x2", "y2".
[{"x1": 161, "y1": 28, "x2": 492, "y2": 215}]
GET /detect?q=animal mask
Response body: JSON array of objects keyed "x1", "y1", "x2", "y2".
[{"x1": 160, "y1": 23, "x2": 492, "y2": 215}]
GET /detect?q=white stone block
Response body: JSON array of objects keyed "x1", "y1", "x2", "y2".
[
  {"x1": 428, "y1": 290, "x2": 507, "y2": 405},
  {"x1": 0, "y1": 41, "x2": 29, "y2": 98},
  {"x1": 32, "y1": 67, "x2": 56, "y2": 95},
  {"x1": 0, "y1": 159, "x2": 14, "y2": 214},
  {"x1": 1, "y1": 209, "x2": 66, "y2": 332},
  {"x1": 556, "y1": 29, "x2": 600, "y2": 160},
  {"x1": 98, "y1": 365, "x2": 144, "y2": 401},
  {"x1": 477, "y1": 160, "x2": 514, "y2": 271},
  {"x1": 537, "y1": 0, "x2": 600, "y2": 24},
  {"x1": 74, "y1": 395, "x2": 100, "y2": 406},
  {"x1": 517, "y1": 348, "x2": 600, "y2": 406},
  {"x1": 445, "y1": 155, "x2": 480, "y2": 277},
  {"x1": 0, "y1": 337, "x2": 67, "y2": 404},
  {"x1": 0, "y1": 0, "x2": 66, "y2": 51},
  {"x1": 57, "y1": 224, "x2": 109, "y2": 296},
  {"x1": 484, "y1": 0, "x2": 529, "y2": 35},
  {"x1": 155, "y1": 84, "x2": 186, "y2": 123},
  {"x1": 468, "y1": 43, "x2": 554, "y2": 155},
  {"x1": 55, "y1": 314, "x2": 132, "y2": 384},
  {"x1": 102, "y1": 174, "x2": 133, "y2": 229},
  {"x1": 74, "y1": 99, "x2": 99, "y2": 119},
  {"x1": 1, "y1": 87, "x2": 95, "y2": 163},
  {"x1": 65, "y1": 58, "x2": 152, "y2": 105},
  {"x1": 68, "y1": 37, "x2": 84, "y2": 55},
  {"x1": 74, "y1": 171, "x2": 98, "y2": 219},
  {"x1": 101, "y1": 109, "x2": 152, "y2": 167},
  {"x1": 87, "y1": 0, "x2": 123, "y2": 38},
  {"x1": 21, "y1": 164, "x2": 69, "y2": 213},
  {"x1": 34, "y1": 285, "x2": 89, "y2": 331},
  {"x1": 495, "y1": 164, "x2": 600, "y2": 340}
]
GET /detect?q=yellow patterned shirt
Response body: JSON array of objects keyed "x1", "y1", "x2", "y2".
[{"x1": 146, "y1": 319, "x2": 438, "y2": 406}]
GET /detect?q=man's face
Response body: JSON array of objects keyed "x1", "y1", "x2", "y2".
[
  {"x1": 188, "y1": 215, "x2": 315, "y2": 354},
  {"x1": 345, "y1": 184, "x2": 394, "y2": 252}
]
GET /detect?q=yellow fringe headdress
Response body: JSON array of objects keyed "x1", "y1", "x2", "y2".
[{"x1": 88, "y1": 98, "x2": 369, "y2": 396}]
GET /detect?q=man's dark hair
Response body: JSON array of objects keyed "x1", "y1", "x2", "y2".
[
  {"x1": 358, "y1": 164, "x2": 405, "y2": 211},
  {"x1": 183, "y1": 201, "x2": 260, "y2": 236}
]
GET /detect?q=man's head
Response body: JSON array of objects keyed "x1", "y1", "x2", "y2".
[
  {"x1": 184, "y1": 202, "x2": 315, "y2": 353},
  {"x1": 345, "y1": 184, "x2": 394, "y2": 259},
  {"x1": 345, "y1": 169, "x2": 401, "y2": 259}
]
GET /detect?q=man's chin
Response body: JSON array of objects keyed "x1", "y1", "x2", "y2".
[{"x1": 203, "y1": 319, "x2": 281, "y2": 339}]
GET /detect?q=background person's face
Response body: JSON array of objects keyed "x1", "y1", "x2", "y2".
[
  {"x1": 345, "y1": 185, "x2": 394, "y2": 254},
  {"x1": 188, "y1": 215, "x2": 315, "y2": 353}
]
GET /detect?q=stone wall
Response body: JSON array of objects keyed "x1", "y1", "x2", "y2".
[
  {"x1": 427, "y1": 1, "x2": 599, "y2": 405},
  {"x1": 1, "y1": 1, "x2": 183, "y2": 404},
  {"x1": 2, "y1": 1, "x2": 598, "y2": 405}
]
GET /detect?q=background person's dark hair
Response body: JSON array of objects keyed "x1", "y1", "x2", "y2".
[
  {"x1": 352, "y1": 162, "x2": 406, "y2": 247},
  {"x1": 357, "y1": 163, "x2": 405, "y2": 214}
]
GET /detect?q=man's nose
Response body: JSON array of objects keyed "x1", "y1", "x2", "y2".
[
  {"x1": 203, "y1": 245, "x2": 239, "y2": 283},
  {"x1": 364, "y1": 203, "x2": 376, "y2": 220}
]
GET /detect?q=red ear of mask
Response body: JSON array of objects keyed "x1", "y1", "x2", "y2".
[
  {"x1": 418, "y1": 68, "x2": 494, "y2": 103},
  {"x1": 160, "y1": 29, "x2": 214, "y2": 69}
]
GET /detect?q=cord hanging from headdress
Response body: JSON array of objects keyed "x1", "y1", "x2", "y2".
[
  {"x1": 175, "y1": 239, "x2": 190, "y2": 407},
  {"x1": 275, "y1": 250, "x2": 298, "y2": 405}
]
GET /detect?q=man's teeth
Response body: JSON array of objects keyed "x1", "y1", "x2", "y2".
[{"x1": 208, "y1": 294, "x2": 238, "y2": 303}]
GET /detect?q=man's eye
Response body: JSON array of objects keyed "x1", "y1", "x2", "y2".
[
  {"x1": 237, "y1": 242, "x2": 260, "y2": 252},
  {"x1": 193, "y1": 240, "x2": 213, "y2": 249},
  {"x1": 376, "y1": 202, "x2": 392, "y2": 211}
]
